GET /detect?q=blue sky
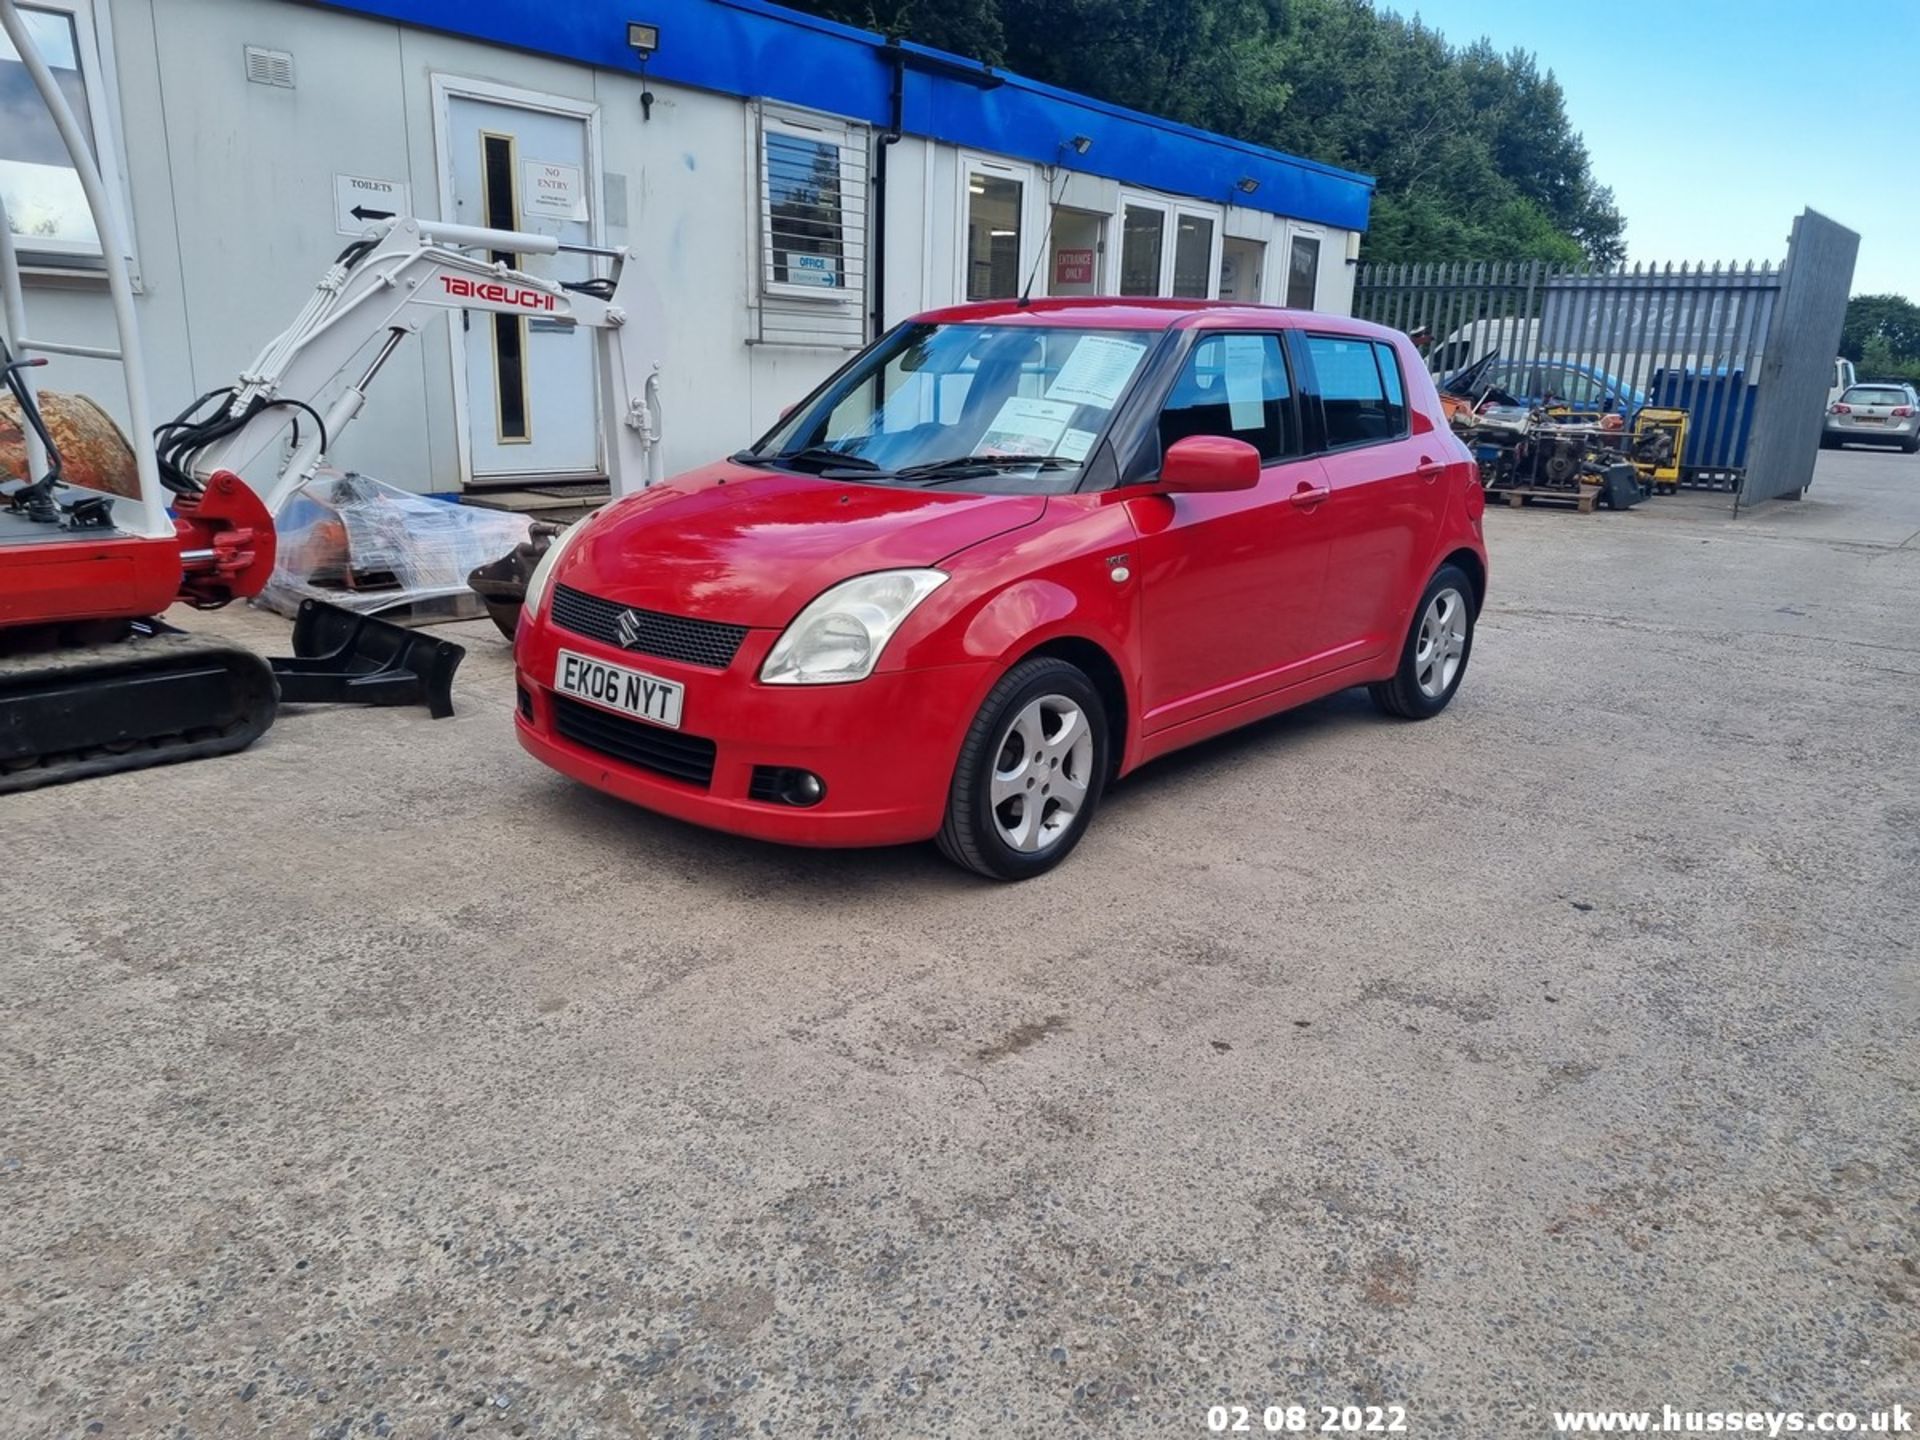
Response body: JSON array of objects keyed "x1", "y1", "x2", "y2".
[{"x1": 1400, "y1": 0, "x2": 1918, "y2": 298}]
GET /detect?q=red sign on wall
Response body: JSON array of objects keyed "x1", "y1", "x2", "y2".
[{"x1": 1054, "y1": 248, "x2": 1096, "y2": 286}]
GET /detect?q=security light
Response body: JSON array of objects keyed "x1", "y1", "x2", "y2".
[
  {"x1": 1235, "y1": 176, "x2": 1260, "y2": 195},
  {"x1": 1068, "y1": 135, "x2": 1093, "y2": 155},
  {"x1": 627, "y1": 21, "x2": 659, "y2": 120}
]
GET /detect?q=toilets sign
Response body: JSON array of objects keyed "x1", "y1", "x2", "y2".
[{"x1": 333, "y1": 174, "x2": 411, "y2": 236}]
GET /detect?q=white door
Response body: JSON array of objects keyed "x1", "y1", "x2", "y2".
[{"x1": 442, "y1": 89, "x2": 601, "y2": 482}]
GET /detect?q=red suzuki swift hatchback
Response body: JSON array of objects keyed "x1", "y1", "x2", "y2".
[{"x1": 515, "y1": 299, "x2": 1487, "y2": 879}]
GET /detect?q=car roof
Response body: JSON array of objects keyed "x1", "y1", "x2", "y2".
[{"x1": 906, "y1": 296, "x2": 1405, "y2": 341}]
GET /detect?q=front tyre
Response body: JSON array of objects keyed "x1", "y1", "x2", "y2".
[
  {"x1": 937, "y1": 657, "x2": 1109, "y2": 881},
  {"x1": 1369, "y1": 564, "x2": 1477, "y2": 720}
]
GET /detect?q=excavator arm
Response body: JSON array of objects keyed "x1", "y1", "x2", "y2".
[{"x1": 166, "y1": 217, "x2": 665, "y2": 512}]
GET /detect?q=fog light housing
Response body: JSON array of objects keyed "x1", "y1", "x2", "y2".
[{"x1": 749, "y1": 766, "x2": 826, "y2": 807}]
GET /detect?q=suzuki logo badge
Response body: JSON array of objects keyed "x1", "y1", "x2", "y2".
[{"x1": 615, "y1": 609, "x2": 643, "y2": 648}]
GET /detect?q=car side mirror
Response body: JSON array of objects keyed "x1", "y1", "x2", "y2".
[{"x1": 1160, "y1": 435, "x2": 1261, "y2": 493}]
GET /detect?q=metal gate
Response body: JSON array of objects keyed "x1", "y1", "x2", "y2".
[
  {"x1": 1351, "y1": 209, "x2": 1858, "y2": 509},
  {"x1": 1737, "y1": 211, "x2": 1860, "y2": 506}
]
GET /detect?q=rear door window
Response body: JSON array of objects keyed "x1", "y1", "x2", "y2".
[{"x1": 1306, "y1": 334, "x2": 1408, "y2": 447}]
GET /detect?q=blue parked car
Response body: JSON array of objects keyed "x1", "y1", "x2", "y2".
[{"x1": 1444, "y1": 355, "x2": 1646, "y2": 418}]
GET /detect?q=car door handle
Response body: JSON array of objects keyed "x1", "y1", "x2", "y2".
[
  {"x1": 1416, "y1": 456, "x2": 1445, "y2": 481},
  {"x1": 1289, "y1": 482, "x2": 1331, "y2": 508}
]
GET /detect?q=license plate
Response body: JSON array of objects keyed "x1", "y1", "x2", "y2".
[
  {"x1": 555, "y1": 649, "x2": 684, "y2": 729},
  {"x1": 1856, "y1": 415, "x2": 1884, "y2": 424}
]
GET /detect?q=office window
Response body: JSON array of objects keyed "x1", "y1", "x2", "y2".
[
  {"x1": 1119, "y1": 204, "x2": 1164, "y2": 297},
  {"x1": 1171, "y1": 213, "x2": 1215, "y2": 299},
  {"x1": 764, "y1": 121, "x2": 851, "y2": 292},
  {"x1": 1, "y1": 1, "x2": 126, "y2": 261},
  {"x1": 1285, "y1": 234, "x2": 1321, "y2": 309},
  {"x1": 1158, "y1": 333, "x2": 1296, "y2": 462},
  {"x1": 965, "y1": 169, "x2": 1023, "y2": 301}
]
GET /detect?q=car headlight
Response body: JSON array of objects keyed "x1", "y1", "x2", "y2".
[
  {"x1": 522, "y1": 514, "x2": 592, "y2": 619},
  {"x1": 760, "y1": 569, "x2": 947, "y2": 685}
]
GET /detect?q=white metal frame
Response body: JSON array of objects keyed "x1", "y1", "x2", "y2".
[
  {"x1": 758, "y1": 102, "x2": 867, "y2": 304},
  {"x1": 1112, "y1": 188, "x2": 1224, "y2": 300},
  {"x1": 429, "y1": 73, "x2": 606, "y2": 487},
  {"x1": 0, "y1": 0, "x2": 164, "y2": 536},
  {"x1": 1, "y1": 0, "x2": 139, "y2": 278},
  {"x1": 956, "y1": 151, "x2": 1040, "y2": 304}
]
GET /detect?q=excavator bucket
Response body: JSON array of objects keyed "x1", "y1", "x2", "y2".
[
  {"x1": 467, "y1": 523, "x2": 557, "y2": 641},
  {"x1": 269, "y1": 599, "x2": 465, "y2": 718}
]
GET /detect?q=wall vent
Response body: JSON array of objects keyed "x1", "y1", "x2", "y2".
[{"x1": 244, "y1": 46, "x2": 295, "y2": 89}]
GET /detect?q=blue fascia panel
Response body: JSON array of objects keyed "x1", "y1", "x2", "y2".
[{"x1": 308, "y1": 0, "x2": 1374, "y2": 231}]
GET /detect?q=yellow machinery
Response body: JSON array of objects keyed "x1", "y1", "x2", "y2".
[{"x1": 1630, "y1": 408, "x2": 1688, "y2": 494}]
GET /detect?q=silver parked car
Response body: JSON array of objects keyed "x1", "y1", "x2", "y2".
[{"x1": 1823, "y1": 382, "x2": 1919, "y2": 453}]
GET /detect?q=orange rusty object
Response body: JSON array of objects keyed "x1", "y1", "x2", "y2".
[{"x1": 0, "y1": 389, "x2": 140, "y2": 498}]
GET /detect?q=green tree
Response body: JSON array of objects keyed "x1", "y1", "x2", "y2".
[{"x1": 1841, "y1": 294, "x2": 1920, "y2": 365}]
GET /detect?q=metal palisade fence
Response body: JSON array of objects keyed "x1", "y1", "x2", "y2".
[{"x1": 1352, "y1": 211, "x2": 1859, "y2": 506}]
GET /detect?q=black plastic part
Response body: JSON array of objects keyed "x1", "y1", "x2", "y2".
[
  {"x1": 1597, "y1": 462, "x2": 1643, "y2": 510},
  {"x1": 549, "y1": 693, "x2": 717, "y2": 787},
  {"x1": 269, "y1": 599, "x2": 465, "y2": 718}
]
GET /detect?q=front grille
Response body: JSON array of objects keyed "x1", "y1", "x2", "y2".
[
  {"x1": 550, "y1": 694, "x2": 717, "y2": 788},
  {"x1": 550, "y1": 584, "x2": 749, "y2": 670}
]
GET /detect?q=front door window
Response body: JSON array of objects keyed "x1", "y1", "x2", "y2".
[{"x1": 1157, "y1": 333, "x2": 1296, "y2": 462}]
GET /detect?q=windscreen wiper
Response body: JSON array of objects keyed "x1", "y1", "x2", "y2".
[
  {"x1": 770, "y1": 446, "x2": 881, "y2": 473},
  {"x1": 895, "y1": 454, "x2": 1080, "y2": 480}
]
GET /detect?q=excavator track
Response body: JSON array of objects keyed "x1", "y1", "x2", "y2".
[{"x1": 0, "y1": 629, "x2": 277, "y2": 794}]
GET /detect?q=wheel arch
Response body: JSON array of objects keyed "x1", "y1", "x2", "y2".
[
  {"x1": 1013, "y1": 634, "x2": 1131, "y2": 779},
  {"x1": 1439, "y1": 546, "x2": 1487, "y2": 615}
]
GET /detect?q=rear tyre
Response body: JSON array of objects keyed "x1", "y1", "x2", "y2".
[
  {"x1": 1901, "y1": 437, "x2": 1918, "y2": 455},
  {"x1": 936, "y1": 657, "x2": 1109, "y2": 881},
  {"x1": 1368, "y1": 564, "x2": 1476, "y2": 720},
  {"x1": 1819, "y1": 434, "x2": 1839, "y2": 450}
]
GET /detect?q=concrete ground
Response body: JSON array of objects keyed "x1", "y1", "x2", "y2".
[{"x1": 4, "y1": 449, "x2": 1917, "y2": 1439}]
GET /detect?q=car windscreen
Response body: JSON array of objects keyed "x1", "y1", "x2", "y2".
[
  {"x1": 1842, "y1": 386, "x2": 1909, "y2": 407},
  {"x1": 744, "y1": 322, "x2": 1158, "y2": 493}
]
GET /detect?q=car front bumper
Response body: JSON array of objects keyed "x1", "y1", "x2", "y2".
[{"x1": 514, "y1": 610, "x2": 995, "y2": 847}]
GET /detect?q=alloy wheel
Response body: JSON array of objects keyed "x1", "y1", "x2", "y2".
[
  {"x1": 1414, "y1": 587, "x2": 1468, "y2": 700},
  {"x1": 989, "y1": 693, "x2": 1094, "y2": 853}
]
